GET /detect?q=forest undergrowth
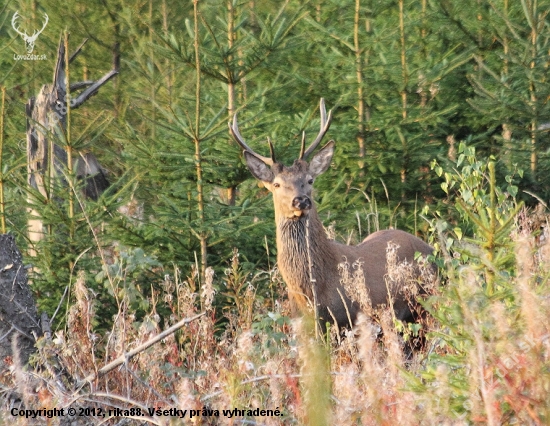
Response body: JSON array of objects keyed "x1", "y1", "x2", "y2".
[
  {"x1": 1, "y1": 148, "x2": 550, "y2": 426},
  {"x1": 1, "y1": 0, "x2": 550, "y2": 424}
]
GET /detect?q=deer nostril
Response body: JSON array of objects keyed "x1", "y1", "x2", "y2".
[{"x1": 292, "y1": 196, "x2": 311, "y2": 210}]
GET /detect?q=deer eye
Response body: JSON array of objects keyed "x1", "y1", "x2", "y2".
[
  {"x1": 308, "y1": 179, "x2": 314, "y2": 185},
  {"x1": 273, "y1": 182, "x2": 280, "y2": 188}
]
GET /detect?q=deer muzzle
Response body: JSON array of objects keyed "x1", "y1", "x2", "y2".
[{"x1": 292, "y1": 196, "x2": 311, "y2": 217}]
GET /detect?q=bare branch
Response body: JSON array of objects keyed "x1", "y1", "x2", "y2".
[
  {"x1": 0, "y1": 326, "x2": 14, "y2": 343},
  {"x1": 69, "y1": 38, "x2": 89, "y2": 63},
  {"x1": 76, "y1": 312, "x2": 205, "y2": 387},
  {"x1": 71, "y1": 69, "x2": 118, "y2": 109},
  {"x1": 69, "y1": 81, "x2": 95, "y2": 91}
]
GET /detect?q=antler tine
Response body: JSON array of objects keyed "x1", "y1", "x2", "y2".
[
  {"x1": 267, "y1": 137, "x2": 276, "y2": 164},
  {"x1": 11, "y1": 12, "x2": 27, "y2": 37},
  {"x1": 299, "y1": 131, "x2": 306, "y2": 160},
  {"x1": 229, "y1": 114, "x2": 274, "y2": 166},
  {"x1": 36, "y1": 13, "x2": 48, "y2": 36},
  {"x1": 301, "y1": 98, "x2": 333, "y2": 160}
]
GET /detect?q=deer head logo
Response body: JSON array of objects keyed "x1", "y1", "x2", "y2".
[{"x1": 12, "y1": 11, "x2": 49, "y2": 54}]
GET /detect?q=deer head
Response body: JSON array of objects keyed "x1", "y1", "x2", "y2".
[
  {"x1": 230, "y1": 99, "x2": 334, "y2": 221},
  {"x1": 12, "y1": 11, "x2": 49, "y2": 54}
]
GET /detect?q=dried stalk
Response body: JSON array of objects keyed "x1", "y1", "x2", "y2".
[
  {"x1": 0, "y1": 86, "x2": 5, "y2": 233},
  {"x1": 76, "y1": 312, "x2": 205, "y2": 387}
]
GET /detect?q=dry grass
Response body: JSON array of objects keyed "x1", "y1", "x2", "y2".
[{"x1": 1, "y1": 212, "x2": 550, "y2": 425}]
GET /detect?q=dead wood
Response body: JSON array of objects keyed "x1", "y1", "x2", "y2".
[
  {"x1": 0, "y1": 234, "x2": 40, "y2": 369},
  {"x1": 26, "y1": 36, "x2": 119, "y2": 253},
  {"x1": 76, "y1": 312, "x2": 205, "y2": 388}
]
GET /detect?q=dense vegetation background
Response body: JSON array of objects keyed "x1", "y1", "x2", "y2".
[{"x1": 0, "y1": 0, "x2": 549, "y2": 424}]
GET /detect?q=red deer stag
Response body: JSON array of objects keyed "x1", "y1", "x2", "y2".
[{"x1": 230, "y1": 99, "x2": 434, "y2": 328}]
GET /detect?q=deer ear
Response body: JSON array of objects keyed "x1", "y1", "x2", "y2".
[
  {"x1": 244, "y1": 151, "x2": 275, "y2": 183},
  {"x1": 309, "y1": 140, "x2": 335, "y2": 178}
]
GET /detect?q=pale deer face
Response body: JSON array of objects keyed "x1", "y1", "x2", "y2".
[{"x1": 243, "y1": 142, "x2": 334, "y2": 220}]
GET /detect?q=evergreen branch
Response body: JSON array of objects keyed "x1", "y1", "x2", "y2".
[
  {"x1": 435, "y1": 0, "x2": 484, "y2": 48},
  {"x1": 456, "y1": 198, "x2": 490, "y2": 234},
  {"x1": 199, "y1": 14, "x2": 232, "y2": 84},
  {"x1": 305, "y1": 16, "x2": 356, "y2": 52},
  {"x1": 71, "y1": 113, "x2": 112, "y2": 150},
  {"x1": 485, "y1": 0, "x2": 523, "y2": 41}
]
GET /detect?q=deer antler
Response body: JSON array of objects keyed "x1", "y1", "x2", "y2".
[
  {"x1": 32, "y1": 12, "x2": 49, "y2": 38},
  {"x1": 11, "y1": 12, "x2": 27, "y2": 38},
  {"x1": 229, "y1": 114, "x2": 276, "y2": 166},
  {"x1": 299, "y1": 98, "x2": 333, "y2": 160}
]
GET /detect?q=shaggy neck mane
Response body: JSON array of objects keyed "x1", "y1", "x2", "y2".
[{"x1": 276, "y1": 210, "x2": 336, "y2": 306}]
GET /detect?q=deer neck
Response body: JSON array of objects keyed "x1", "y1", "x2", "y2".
[{"x1": 275, "y1": 208, "x2": 336, "y2": 305}]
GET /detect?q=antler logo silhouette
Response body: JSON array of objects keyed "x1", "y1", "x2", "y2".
[{"x1": 12, "y1": 11, "x2": 49, "y2": 54}]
